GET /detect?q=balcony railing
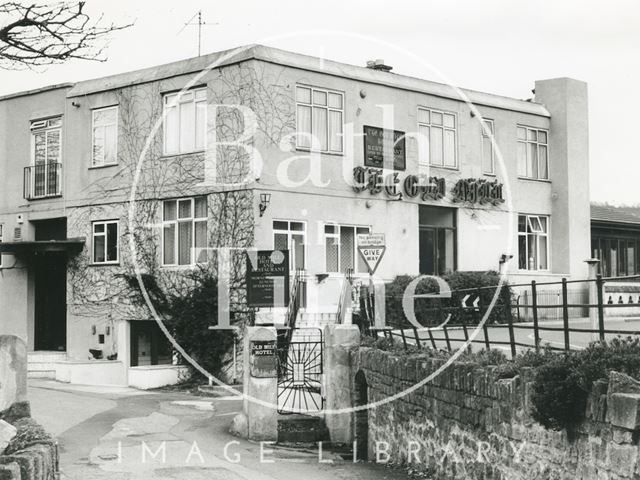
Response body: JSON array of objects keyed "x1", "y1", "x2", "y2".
[{"x1": 24, "y1": 163, "x2": 62, "y2": 200}]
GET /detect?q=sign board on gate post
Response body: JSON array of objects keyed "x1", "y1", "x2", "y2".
[{"x1": 357, "y1": 234, "x2": 386, "y2": 275}]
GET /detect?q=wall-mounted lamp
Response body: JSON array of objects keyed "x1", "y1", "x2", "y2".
[
  {"x1": 259, "y1": 193, "x2": 271, "y2": 217},
  {"x1": 499, "y1": 254, "x2": 514, "y2": 264},
  {"x1": 72, "y1": 101, "x2": 81, "y2": 108}
]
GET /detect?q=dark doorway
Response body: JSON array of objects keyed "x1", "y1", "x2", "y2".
[
  {"x1": 354, "y1": 370, "x2": 369, "y2": 461},
  {"x1": 33, "y1": 252, "x2": 67, "y2": 351},
  {"x1": 419, "y1": 206, "x2": 456, "y2": 275},
  {"x1": 130, "y1": 321, "x2": 173, "y2": 367}
]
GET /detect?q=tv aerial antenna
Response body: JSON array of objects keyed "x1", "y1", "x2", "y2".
[{"x1": 178, "y1": 10, "x2": 219, "y2": 56}]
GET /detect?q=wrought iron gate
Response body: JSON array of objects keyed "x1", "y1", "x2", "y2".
[{"x1": 276, "y1": 327, "x2": 324, "y2": 414}]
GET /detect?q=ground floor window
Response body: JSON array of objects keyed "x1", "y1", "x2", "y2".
[
  {"x1": 324, "y1": 224, "x2": 370, "y2": 274},
  {"x1": 592, "y1": 235, "x2": 639, "y2": 277},
  {"x1": 518, "y1": 214, "x2": 549, "y2": 270},
  {"x1": 130, "y1": 321, "x2": 173, "y2": 367},
  {"x1": 419, "y1": 206, "x2": 456, "y2": 275},
  {"x1": 273, "y1": 220, "x2": 306, "y2": 270}
]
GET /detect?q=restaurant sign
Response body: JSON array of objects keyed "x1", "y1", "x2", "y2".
[
  {"x1": 363, "y1": 126, "x2": 406, "y2": 170},
  {"x1": 246, "y1": 250, "x2": 290, "y2": 308}
]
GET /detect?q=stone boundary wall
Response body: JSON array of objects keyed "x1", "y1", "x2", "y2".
[
  {"x1": 352, "y1": 347, "x2": 640, "y2": 480},
  {"x1": 0, "y1": 336, "x2": 59, "y2": 480}
]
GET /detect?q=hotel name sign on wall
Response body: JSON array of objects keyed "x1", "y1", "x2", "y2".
[{"x1": 353, "y1": 167, "x2": 505, "y2": 206}]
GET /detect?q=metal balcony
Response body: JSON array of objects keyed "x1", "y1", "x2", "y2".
[{"x1": 24, "y1": 163, "x2": 62, "y2": 200}]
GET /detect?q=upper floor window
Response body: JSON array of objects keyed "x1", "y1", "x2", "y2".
[
  {"x1": 324, "y1": 224, "x2": 370, "y2": 274},
  {"x1": 31, "y1": 117, "x2": 62, "y2": 165},
  {"x1": 92, "y1": 106, "x2": 118, "y2": 167},
  {"x1": 295, "y1": 85, "x2": 343, "y2": 153},
  {"x1": 517, "y1": 126, "x2": 548, "y2": 180},
  {"x1": 163, "y1": 88, "x2": 207, "y2": 156},
  {"x1": 92, "y1": 220, "x2": 119, "y2": 264},
  {"x1": 417, "y1": 107, "x2": 457, "y2": 168},
  {"x1": 518, "y1": 214, "x2": 549, "y2": 271},
  {"x1": 481, "y1": 119, "x2": 495, "y2": 174},
  {"x1": 273, "y1": 220, "x2": 306, "y2": 270},
  {"x1": 162, "y1": 197, "x2": 208, "y2": 266}
]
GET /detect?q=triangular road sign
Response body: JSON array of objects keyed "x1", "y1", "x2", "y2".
[{"x1": 357, "y1": 234, "x2": 386, "y2": 275}]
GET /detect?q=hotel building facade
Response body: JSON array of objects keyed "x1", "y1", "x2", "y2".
[{"x1": 0, "y1": 45, "x2": 590, "y2": 386}]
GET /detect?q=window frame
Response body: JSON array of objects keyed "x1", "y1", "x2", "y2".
[
  {"x1": 272, "y1": 220, "x2": 307, "y2": 271},
  {"x1": 30, "y1": 116, "x2": 62, "y2": 166},
  {"x1": 92, "y1": 219, "x2": 120, "y2": 265},
  {"x1": 323, "y1": 223, "x2": 371, "y2": 274},
  {"x1": 162, "y1": 87, "x2": 207, "y2": 156},
  {"x1": 161, "y1": 197, "x2": 208, "y2": 267},
  {"x1": 295, "y1": 84, "x2": 345, "y2": 154},
  {"x1": 517, "y1": 125, "x2": 549, "y2": 181},
  {"x1": 417, "y1": 106, "x2": 458, "y2": 169},
  {"x1": 91, "y1": 105, "x2": 119, "y2": 167},
  {"x1": 481, "y1": 118, "x2": 495, "y2": 175},
  {"x1": 517, "y1": 214, "x2": 550, "y2": 271}
]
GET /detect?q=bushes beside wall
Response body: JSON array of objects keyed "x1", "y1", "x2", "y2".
[
  {"x1": 352, "y1": 341, "x2": 640, "y2": 479},
  {"x1": 360, "y1": 271, "x2": 512, "y2": 328}
]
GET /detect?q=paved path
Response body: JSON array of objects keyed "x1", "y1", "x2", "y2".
[{"x1": 28, "y1": 379, "x2": 411, "y2": 480}]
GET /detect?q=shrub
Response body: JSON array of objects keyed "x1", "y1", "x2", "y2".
[
  {"x1": 359, "y1": 271, "x2": 513, "y2": 328},
  {"x1": 531, "y1": 353, "x2": 587, "y2": 430}
]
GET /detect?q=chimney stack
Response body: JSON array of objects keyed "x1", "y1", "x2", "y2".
[{"x1": 366, "y1": 59, "x2": 393, "y2": 72}]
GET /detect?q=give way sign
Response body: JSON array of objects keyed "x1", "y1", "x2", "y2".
[{"x1": 357, "y1": 233, "x2": 386, "y2": 275}]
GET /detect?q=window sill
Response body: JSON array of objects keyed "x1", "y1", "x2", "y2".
[
  {"x1": 517, "y1": 177, "x2": 552, "y2": 184},
  {"x1": 89, "y1": 163, "x2": 119, "y2": 170},
  {"x1": 91, "y1": 262, "x2": 120, "y2": 267},
  {"x1": 160, "y1": 263, "x2": 206, "y2": 270},
  {"x1": 427, "y1": 164, "x2": 459, "y2": 172},
  {"x1": 295, "y1": 148, "x2": 344, "y2": 157},
  {"x1": 483, "y1": 172, "x2": 497, "y2": 177},
  {"x1": 161, "y1": 150, "x2": 205, "y2": 159}
]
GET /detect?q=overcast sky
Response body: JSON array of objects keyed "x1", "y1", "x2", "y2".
[{"x1": 2, "y1": 0, "x2": 638, "y2": 205}]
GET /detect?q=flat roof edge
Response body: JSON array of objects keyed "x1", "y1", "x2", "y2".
[{"x1": 0, "y1": 83, "x2": 74, "y2": 102}]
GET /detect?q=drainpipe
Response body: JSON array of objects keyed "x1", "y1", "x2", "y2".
[{"x1": 585, "y1": 258, "x2": 601, "y2": 342}]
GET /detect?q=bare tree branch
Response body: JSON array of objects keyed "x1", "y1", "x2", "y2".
[{"x1": 0, "y1": 1, "x2": 132, "y2": 69}]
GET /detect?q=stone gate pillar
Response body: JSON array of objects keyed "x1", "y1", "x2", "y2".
[
  {"x1": 232, "y1": 326, "x2": 278, "y2": 442},
  {"x1": 0, "y1": 336, "x2": 27, "y2": 414},
  {"x1": 324, "y1": 324, "x2": 360, "y2": 444}
]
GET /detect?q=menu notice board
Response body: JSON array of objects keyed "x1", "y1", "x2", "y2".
[{"x1": 246, "y1": 250, "x2": 290, "y2": 308}]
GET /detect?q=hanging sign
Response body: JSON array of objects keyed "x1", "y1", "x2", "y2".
[{"x1": 357, "y1": 233, "x2": 386, "y2": 275}]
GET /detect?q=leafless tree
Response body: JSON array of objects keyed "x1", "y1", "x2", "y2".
[{"x1": 0, "y1": 1, "x2": 131, "y2": 69}]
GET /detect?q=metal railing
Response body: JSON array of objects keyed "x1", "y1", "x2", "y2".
[
  {"x1": 24, "y1": 163, "x2": 62, "y2": 200},
  {"x1": 361, "y1": 274, "x2": 640, "y2": 357}
]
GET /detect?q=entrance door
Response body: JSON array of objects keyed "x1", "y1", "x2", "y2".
[
  {"x1": 34, "y1": 253, "x2": 67, "y2": 351},
  {"x1": 418, "y1": 206, "x2": 456, "y2": 276}
]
